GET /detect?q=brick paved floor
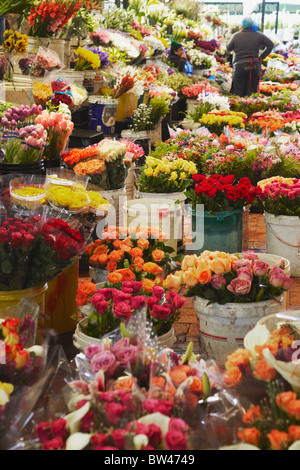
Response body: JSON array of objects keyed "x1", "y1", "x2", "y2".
[{"x1": 64, "y1": 213, "x2": 299, "y2": 361}]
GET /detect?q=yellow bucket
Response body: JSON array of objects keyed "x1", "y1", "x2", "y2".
[
  {"x1": 0, "y1": 283, "x2": 48, "y2": 312},
  {"x1": 45, "y1": 262, "x2": 79, "y2": 334}
]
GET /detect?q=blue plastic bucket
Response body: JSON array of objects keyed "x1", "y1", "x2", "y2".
[
  {"x1": 189, "y1": 208, "x2": 243, "y2": 255},
  {"x1": 89, "y1": 97, "x2": 118, "y2": 135}
]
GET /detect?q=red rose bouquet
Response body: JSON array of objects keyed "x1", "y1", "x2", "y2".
[
  {"x1": 185, "y1": 174, "x2": 262, "y2": 215},
  {"x1": 0, "y1": 214, "x2": 85, "y2": 290}
]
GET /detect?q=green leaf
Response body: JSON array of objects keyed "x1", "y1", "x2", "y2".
[
  {"x1": 2, "y1": 259, "x2": 12, "y2": 275},
  {"x1": 202, "y1": 372, "x2": 211, "y2": 401}
]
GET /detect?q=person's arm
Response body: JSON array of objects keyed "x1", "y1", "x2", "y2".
[
  {"x1": 226, "y1": 35, "x2": 235, "y2": 52},
  {"x1": 259, "y1": 34, "x2": 274, "y2": 60}
]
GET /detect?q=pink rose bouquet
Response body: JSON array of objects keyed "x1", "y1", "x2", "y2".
[
  {"x1": 166, "y1": 250, "x2": 293, "y2": 304},
  {"x1": 77, "y1": 279, "x2": 185, "y2": 338},
  {"x1": 258, "y1": 177, "x2": 300, "y2": 216}
]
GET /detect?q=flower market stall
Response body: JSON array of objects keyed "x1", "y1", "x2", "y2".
[{"x1": 0, "y1": 0, "x2": 300, "y2": 454}]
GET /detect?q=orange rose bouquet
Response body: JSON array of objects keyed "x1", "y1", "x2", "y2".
[
  {"x1": 85, "y1": 225, "x2": 174, "y2": 282},
  {"x1": 166, "y1": 250, "x2": 293, "y2": 304}
]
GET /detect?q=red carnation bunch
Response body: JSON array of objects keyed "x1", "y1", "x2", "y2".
[
  {"x1": 27, "y1": 0, "x2": 82, "y2": 38},
  {"x1": 186, "y1": 174, "x2": 262, "y2": 214}
]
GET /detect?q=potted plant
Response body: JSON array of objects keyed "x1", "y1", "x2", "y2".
[
  {"x1": 185, "y1": 174, "x2": 261, "y2": 254},
  {"x1": 73, "y1": 278, "x2": 186, "y2": 351},
  {"x1": 165, "y1": 250, "x2": 293, "y2": 362},
  {"x1": 84, "y1": 224, "x2": 174, "y2": 284}
]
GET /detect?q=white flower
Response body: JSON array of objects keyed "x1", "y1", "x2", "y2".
[
  {"x1": 26, "y1": 345, "x2": 44, "y2": 356},
  {"x1": 133, "y1": 434, "x2": 149, "y2": 450},
  {"x1": 66, "y1": 432, "x2": 91, "y2": 450},
  {"x1": 0, "y1": 388, "x2": 9, "y2": 406},
  {"x1": 198, "y1": 92, "x2": 230, "y2": 110},
  {"x1": 263, "y1": 348, "x2": 300, "y2": 393},
  {"x1": 138, "y1": 412, "x2": 170, "y2": 436}
]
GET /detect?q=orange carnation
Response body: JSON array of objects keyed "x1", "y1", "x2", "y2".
[
  {"x1": 97, "y1": 254, "x2": 109, "y2": 266},
  {"x1": 222, "y1": 366, "x2": 242, "y2": 388},
  {"x1": 253, "y1": 358, "x2": 277, "y2": 382},
  {"x1": 132, "y1": 257, "x2": 144, "y2": 267},
  {"x1": 113, "y1": 239, "x2": 122, "y2": 249},
  {"x1": 267, "y1": 429, "x2": 290, "y2": 450},
  {"x1": 89, "y1": 254, "x2": 100, "y2": 266},
  {"x1": 237, "y1": 427, "x2": 260, "y2": 447},
  {"x1": 107, "y1": 272, "x2": 122, "y2": 284}
]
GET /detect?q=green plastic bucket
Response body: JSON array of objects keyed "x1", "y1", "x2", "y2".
[{"x1": 189, "y1": 208, "x2": 243, "y2": 255}]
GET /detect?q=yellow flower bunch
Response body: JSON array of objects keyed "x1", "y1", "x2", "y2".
[
  {"x1": 200, "y1": 111, "x2": 246, "y2": 128},
  {"x1": 11, "y1": 185, "x2": 46, "y2": 209},
  {"x1": 3, "y1": 30, "x2": 28, "y2": 54},
  {"x1": 140, "y1": 157, "x2": 197, "y2": 192},
  {"x1": 74, "y1": 46, "x2": 100, "y2": 71},
  {"x1": 46, "y1": 184, "x2": 90, "y2": 212},
  {"x1": 258, "y1": 176, "x2": 295, "y2": 190},
  {"x1": 87, "y1": 191, "x2": 109, "y2": 211}
]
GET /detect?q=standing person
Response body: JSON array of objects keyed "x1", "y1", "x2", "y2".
[
  {"x1": 226, "y1": 17, "x2": 274, "y2": 96},
  {"x1": 168, "y1": 41, "x2": 187, "y2": 72}
]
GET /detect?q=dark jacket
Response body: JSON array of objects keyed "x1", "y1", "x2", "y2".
[
  {"x1": 168, "y1": 53, "x2": 187, "y2": 72},
  {"x1": 226, "y1": 29, "x2": 274, "y2": 64}
]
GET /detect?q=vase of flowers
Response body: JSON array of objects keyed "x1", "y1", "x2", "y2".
[
  {"x1": 166, "y1": 250, "x2": 293, "y2": 363},
  {"x1": 258, "y1": 176, "x2": 300, "y2": 276},
  {"x1": 185, "y1": 174, "x2": 262, "y2": 255},
  {"x1": 0, "y1": 103, "x2": 47, "y2": 174},
  {"x1": 73, "y1": 278, "x2": 185, "y2": 351}
]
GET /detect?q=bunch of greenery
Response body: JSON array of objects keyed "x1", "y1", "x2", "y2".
[{"x1": 131, "y1": 97, "x2": 169, "y2": 132}]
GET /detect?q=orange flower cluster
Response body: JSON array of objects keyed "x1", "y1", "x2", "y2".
[
  {"x1": 150, "y1": 363, "x2": 205, "y2": 407},
  {"x1": 1, "y1": 318, "x2": 30, "y2": 370},
  {"x1": 75, "y1": 281, "x2": 97, "y2": 306},
  {"x1": 73, "y1": 159, "x2": 106, "y2": 176},
  {"x1": 259, "y1": 82, "x2": 299, "y2": 95},
  {"x1": 236, "y1": 391, "x2": 300, "y2": 450},
  {"x1": 85, "y1": 226, "x2": 170, "y2": 279},
  {"x1": 61, "y1": 146, "x2": 100, "y2": 167}
]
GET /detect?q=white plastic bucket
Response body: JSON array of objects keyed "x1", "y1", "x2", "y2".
[
  {"x1": 123, "y1": 198, "x2": 182, "y2": 255},
  {"x1": 194, "y1": 295, "x2": 284, "y2": 364},
  {"x1": 137, "y1": 191, "x2": 186, "y2": 213},
  {"x1": 264, "y1": 212, "x2": 300, "y2": 277},
  {"x1": 157, "y1": 327, "x2": 176, "y2": 349}
]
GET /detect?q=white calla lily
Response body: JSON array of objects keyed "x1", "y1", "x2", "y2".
[
  {"x1": 138, "y1": 412, "x2": 170, "y2": 436},
  {"x1": 263, "y1": 348, "x2": 300, "y2": 393},
  {"x1": 244, "y1": 324, "x2": 270, "y2": 358},
  {"x1": 133, "y1": 434, "x2": 149, "y2": 450},
  {"x1": 66, "y1": 432, "x2": 91, "y2": 450},
  {"x1": 64, "y1": 400, "x2": 90, "y2": 434},
  {"x1": 0, "y1": 388, "x2": 9, "y2": 406},
  {"x1": 288, "y1": 440, "x2": 300, "y2": 450},
  {"x1": 26, "y1": 345, "x2": 44, "y2": 356},
  {"x1": 67, "y1": 393, "x2": 92, "y2": 412},
  {"x1": 219, "y1": 443, "x2": 260, "y2": 450}
]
